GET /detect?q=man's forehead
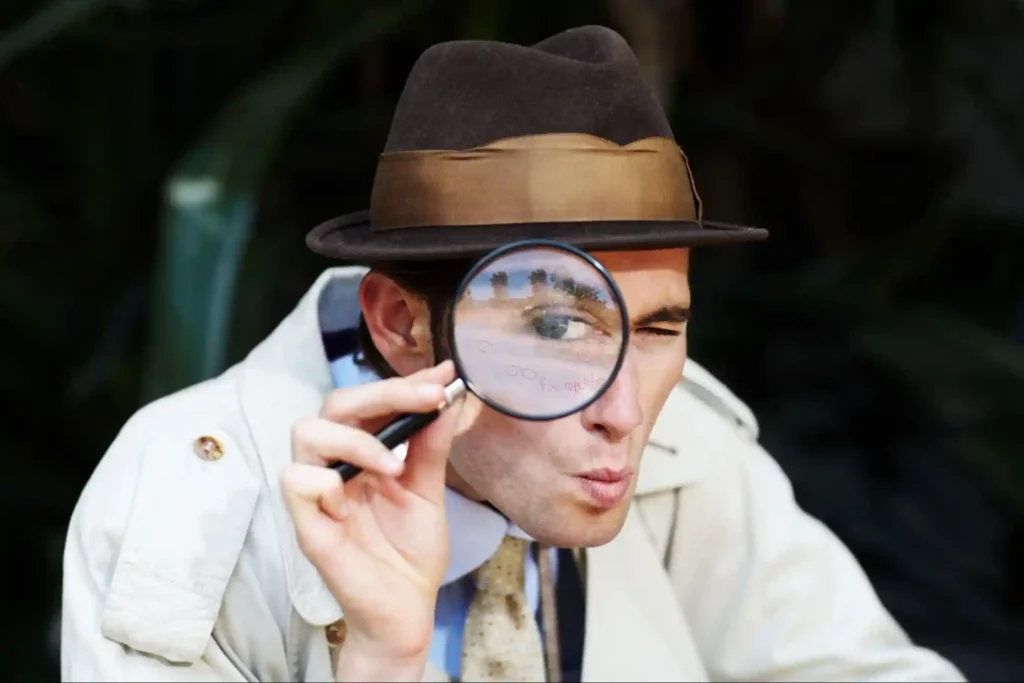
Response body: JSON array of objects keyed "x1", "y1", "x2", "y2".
[
  {"x1": 587, "y1": 248, "x2": 691, "y2": 313},
  {"x1": 588, "y1": 247, "x2": 690, "y2": 274}
]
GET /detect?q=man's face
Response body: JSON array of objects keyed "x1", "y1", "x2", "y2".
[{"x1": 446, "y1": 248, "x2": 690, "y2": 547}]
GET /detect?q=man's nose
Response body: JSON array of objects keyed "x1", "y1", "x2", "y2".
[{"x1": 579, "y1": 350, "x2": 642, "y2": 442}]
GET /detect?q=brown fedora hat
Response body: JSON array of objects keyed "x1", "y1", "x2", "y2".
[{"x1": 306, "y1": 25, "x2": 768, "y2": 263}]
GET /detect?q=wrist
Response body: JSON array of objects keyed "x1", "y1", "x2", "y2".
[{"x1": 334, "y1": 630, "x2": 430, "y2": 682}]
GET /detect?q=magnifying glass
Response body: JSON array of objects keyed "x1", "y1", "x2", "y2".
[{"x1": 334, "y1": 239, "x2": 630, "y2": 482}]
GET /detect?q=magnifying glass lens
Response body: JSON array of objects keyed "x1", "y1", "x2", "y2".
[
  {"x1": 452, "y1": 245, "x2": 626, "y2": 418},
  {"x1": 335, "y1": 241, "x2": 629, "y2": 482}
]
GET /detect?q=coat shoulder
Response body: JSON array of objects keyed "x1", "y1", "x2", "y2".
[
  {"x1": 677, "y1": 359, "x2": 759, "y2": 441},
  {"x1": 64, "y1": 366, "x2": 266, "y2": 664},
  {"x1": 636, "y1": 358, "x2": 760, "y2": 497}
]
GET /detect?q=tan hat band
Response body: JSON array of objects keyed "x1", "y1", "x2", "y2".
[{"x1": 368, "y1": 133, "x2": 702, "y2": 230}]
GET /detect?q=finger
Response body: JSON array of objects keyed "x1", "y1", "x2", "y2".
[
  {"x1": 399, "y1": 398, "x2": 463, "y2": 504},
  {"x1": 319, "y1": 360, "x2": 456, "y2": 426},
  {"x1": 407, "y1": 358, "x2": 455, "y2": 382},
  {"x1": 291, "y1": 417, "x2": 406, "y2": 476},
  {"x1": 278, "y1": 463, "x2": 348, "y2": 538}
]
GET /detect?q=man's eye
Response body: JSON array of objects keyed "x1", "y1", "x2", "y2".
[
  {"x1": 530, "y1": 312, "x2": 590, "y2": 340},
  {"x1": 638, "y1": 327, "x2": 682, "y2": 337}
]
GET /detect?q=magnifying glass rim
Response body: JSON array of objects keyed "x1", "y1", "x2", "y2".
[{"x1": 448, "y1": 238, "x2": 631, "y2": 422}]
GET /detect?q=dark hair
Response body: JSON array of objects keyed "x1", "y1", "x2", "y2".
[{"x1": 355, "y1": 259, "x2": 476, "y2": 378}]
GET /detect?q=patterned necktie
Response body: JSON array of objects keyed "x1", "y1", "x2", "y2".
[{"x1": 461, "y1": 535, "x2": 547, "y2": 682}]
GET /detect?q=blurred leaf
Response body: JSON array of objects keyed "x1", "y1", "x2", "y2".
[
  {"x1": 141, "y1": 0, "x2": 423, "y2": 401},
  {"x1": 0, "y1": 0, "x2": 109, "y2": 68}
]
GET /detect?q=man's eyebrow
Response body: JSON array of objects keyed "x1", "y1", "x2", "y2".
[{"x1": 633, "y1": 305, "x2": 691, "y2": 326}]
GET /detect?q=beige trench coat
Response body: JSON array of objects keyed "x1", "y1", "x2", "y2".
[{"x1": 60, "y1": 267, "x2": 966, "y2": 682}]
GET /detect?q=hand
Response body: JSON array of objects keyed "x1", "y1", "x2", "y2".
[{"x1": 279, "y1": 361, "x2": 460, "y2": 675}]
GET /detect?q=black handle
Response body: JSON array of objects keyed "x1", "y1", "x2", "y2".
[{"x1": 332, "y1": 409, "x2": 442, "y2": 482}]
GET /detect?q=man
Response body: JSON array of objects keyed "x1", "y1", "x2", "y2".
[{"x1": 61, "y1": 26, "x2": 966, "y2": 682}]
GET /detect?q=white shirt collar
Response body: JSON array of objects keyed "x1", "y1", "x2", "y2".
[
  {"x1": 384, "y1": 441, "x2": 533, "y2": 585},
  {"x1": 442, "y1": 487, "x2": 533, "y2": 584}
]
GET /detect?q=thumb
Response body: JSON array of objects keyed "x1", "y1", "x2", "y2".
[{"x1": 399, "y1": 396, "x2": 463, "y2": 504}]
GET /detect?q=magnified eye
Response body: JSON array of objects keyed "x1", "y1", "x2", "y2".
[{"x1": 528, "y1": 310, "x2": 590, "y2": 340}]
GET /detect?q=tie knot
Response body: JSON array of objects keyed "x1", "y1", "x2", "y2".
[{"x1": 474, "y1": 535, "x2": 530, "y2": 594}]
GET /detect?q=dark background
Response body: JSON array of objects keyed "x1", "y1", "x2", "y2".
[{"x1": 2, "y1": 0, "x2": 1023, "y2": 679}]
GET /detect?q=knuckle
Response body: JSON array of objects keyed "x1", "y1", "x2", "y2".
[
  {"x1": 278, "y1": 463, "x2": 302, "y2": 495},
  {"x1": 289, "y1": 418, "x2": 317, "y2": 455},
  {"x1": 339, "y1": 432, "x2": 373, "y2": 463},
  {"x1": 319, "y1": 389, "x2": 349, "y2": 418}
]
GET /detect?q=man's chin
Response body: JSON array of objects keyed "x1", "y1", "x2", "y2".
[{"x1": 524, "y1": 503, "x2": 630, "y2": 548}]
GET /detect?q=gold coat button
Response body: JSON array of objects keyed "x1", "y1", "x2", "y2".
[
  {"x1": 326, "y1": 619, "x2": 347, "y2": 646},
  {"x1": 193, "y1": 435, "x2": 224, "y2": 461}
]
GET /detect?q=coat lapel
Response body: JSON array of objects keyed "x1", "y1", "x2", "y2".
[{"x1": 580, "y1": 504, "x2": 709, "y2": 682}]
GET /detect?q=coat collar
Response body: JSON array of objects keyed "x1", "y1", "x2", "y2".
[
  {"x1": 238, "y1": 267, "x2": 357, "y2": 625},
  {"x1": 237, "y1": 267, "x2": 718, "y2": 631},
  {"x1": 580, "y1": 503, "x2": 709, "y2": 681}
]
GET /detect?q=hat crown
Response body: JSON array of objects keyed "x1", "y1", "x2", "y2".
[
  {"x1": 303, "y1": 25, "x2": 768, "y2": 262},
  {"x1": 383, "y1": 25, "x2": 675, "y2": 153}
]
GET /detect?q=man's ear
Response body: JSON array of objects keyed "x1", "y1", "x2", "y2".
[{"x1": 358, "y1": 272, "x2": 434, "y2": 376}]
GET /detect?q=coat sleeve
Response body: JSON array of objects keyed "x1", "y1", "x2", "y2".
[
  {"x1": 664, "y1": 437, "x2": 967, "y2": 682},
  {"x1": 61, "y1": 421, "x2": 265, "y2": 681}
]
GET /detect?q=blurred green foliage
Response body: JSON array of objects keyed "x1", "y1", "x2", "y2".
[
  {"x1": 143, "y1": 0, "x2": 421, "y2": 400},
  {"x1": 1, "y1": 0, "x2": 1022, "y2": 679}
]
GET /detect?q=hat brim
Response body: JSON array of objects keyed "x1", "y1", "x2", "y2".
[{"x1": 306, "y1": 210, "x2": 769, "y2": 263}]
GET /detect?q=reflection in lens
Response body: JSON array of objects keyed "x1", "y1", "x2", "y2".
[{"x1": 452, "y1": 245, "x2": 626, "y2": 418}]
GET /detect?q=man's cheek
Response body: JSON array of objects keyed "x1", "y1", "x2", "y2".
[
  {"x1": 457, "y1": 414, "x2": 530, "y2": 477},
  {"x1": 639, "y1": 370, "x2": 675, "y2": 415}
]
